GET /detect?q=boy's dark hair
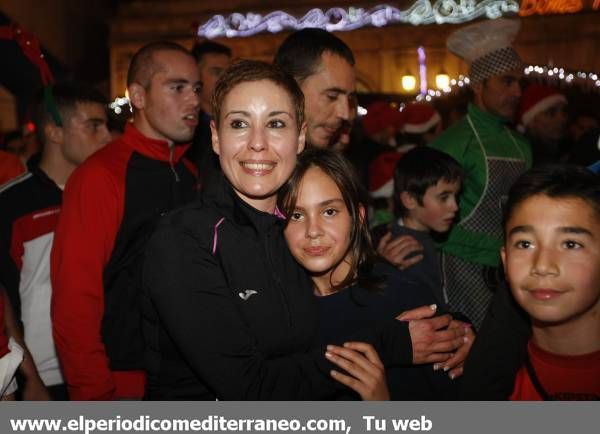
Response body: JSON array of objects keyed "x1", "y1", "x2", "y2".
[
  {"x1": 127, "y1": 40, "x2": 192, "y2": 87},
  {"x1": 211, "y1": 59, "x2": 304, "y2": 132},
  {"x1": 273, "y1": 28, "x2": 355, "y2": 84},
  {"x1": 503, "y1": 164, "x2": 600, "y2": 234},
  {"x1": 393, "y1": 147, "x2": 464, "y2": 217},
  {"x1": 30, "y1": 81, "x2": 107, "y2": 146},
  {"x1": 279, "y1": 148, "x2": 381, "y2": 293},
  {"x1": 191, "y1": 40, "x2": 232, "y2": 63}
]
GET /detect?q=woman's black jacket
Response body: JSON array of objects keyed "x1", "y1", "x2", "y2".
[{"x1": 141, "y1": 174, "x2": 413, "y2": 400}]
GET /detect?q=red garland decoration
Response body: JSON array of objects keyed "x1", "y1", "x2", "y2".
[{"x1": 0, "y1": 22, "x2": 55, "y2": 85}]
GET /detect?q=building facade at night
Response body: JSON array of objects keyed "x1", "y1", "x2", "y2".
[{"x1": 108, "y1": 1, "x2": 600, "y2": 98}]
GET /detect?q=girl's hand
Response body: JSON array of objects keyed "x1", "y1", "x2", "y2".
[{"x1": 325, "y1": 342, "x2": 390, "y2": 401}]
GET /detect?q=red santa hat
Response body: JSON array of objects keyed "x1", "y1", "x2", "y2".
[
  {"x1": 362, "y1": 101, "x2": 404, "y2": 137},
  {"x1": 519, "y1": 85, "x2": 567, "y2": 127},
  {"x1": 402, "y1": 103, "x2": 441, "y2": 134},
  {"x1": 368, "y1": 151, "x2": 404, "y2": 198}
]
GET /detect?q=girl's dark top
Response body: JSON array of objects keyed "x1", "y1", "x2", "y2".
[{"x1": 315, "y1": 261, "x2": 460, "y2": 400}]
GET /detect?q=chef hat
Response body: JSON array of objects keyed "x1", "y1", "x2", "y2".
[{"x1": 447, "y1": 18, "x2": 523, "y2": 84}]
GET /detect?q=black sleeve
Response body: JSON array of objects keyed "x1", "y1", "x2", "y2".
[
  {"x1": 328, "y1": 319, "x2": 413, "y2": 368},
  {"x1": 459, "y1": 282, "x2": 531, "y2": 399}
]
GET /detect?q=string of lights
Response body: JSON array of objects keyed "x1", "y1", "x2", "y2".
[
  {"x1": 524, "y1": 64, "x2": 600, "y2": 87},
  {"x1": 412, "y1": 64, "x2": 600, "y2": 104},
  {"x1": 196, "y1": 1, "x2": 520, "y2": 39},
  {"x1": 109, "y1": 96, "x2": 130, "y2": 115},
  {"x1": 415, "y1": 75, "x2": 471, "y2": 102},
  {"x1": 109, "y1": 64, "x2": 600, "y2": 114}
]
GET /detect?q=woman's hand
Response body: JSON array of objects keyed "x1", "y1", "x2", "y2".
[
  {"x1": 396, "y1": 305, "x2": 467, "y2": 365},
  {"x1": 325, "y1": 342, "x2": 390, "y2": 401},
  {"x1": 436, "y1": 323, "x2": 476, "y2": 380}
]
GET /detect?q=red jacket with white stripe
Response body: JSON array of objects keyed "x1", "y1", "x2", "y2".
[{"x1": 50, "y1": 124, "x2": 197, "y2": 400}]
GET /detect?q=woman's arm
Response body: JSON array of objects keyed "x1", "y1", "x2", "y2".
[{"x1": 144, "y1": 223, "x2": 342, "y2": 400}]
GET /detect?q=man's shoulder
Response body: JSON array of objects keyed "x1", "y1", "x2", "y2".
[
  {"x1": 0, "y1": 171, "x2": 34, "y2": 197},
  {"x1": 0, "y1": 171, "x2": 62, "y2": 228},
  {"x1": 0, "y1": 172, "x2": 36, "y2": 221},
  {"x1": 68, "y1": 140, "x2": 131, "y2": 187}
]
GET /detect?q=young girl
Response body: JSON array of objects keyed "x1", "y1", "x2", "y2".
[{"x1": 280, "y1": 148, "x2": 472, "y2": 399}]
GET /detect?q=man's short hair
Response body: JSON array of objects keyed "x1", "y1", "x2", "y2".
[
  {"x1": 127, "y1": 40, "x2": 192, "y2": 88},
  {"x1": 503, "y1": 164, "x2": 600, "y2": 234},
  {"x1": 191, "y1": 40, "x2": 232, "y2": 63},
  {"x1": 211, "y1": 60, "x2": 304, "y2": 132},
  {"x1": 30, "y1": 81, "x2": 107, "y2": 145},
  {"x1": 273, "y1": 28, "x2": 355, "y2": 84},
  {"x1": 393, "y1": 147, "x2": 464, "y2": 217}
]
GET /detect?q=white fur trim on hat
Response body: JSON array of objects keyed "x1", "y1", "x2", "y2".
[
  {"x1": 403, "y1": 112, "x2": 441, "y2": 134},
  {"x1": 521, "y1": 94, "x2": 567, "y2": 127},
  {"x1": 369, "y1": 179, "x2": 394, "y2": 199}
]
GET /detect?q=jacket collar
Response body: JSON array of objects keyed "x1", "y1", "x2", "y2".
[
  {"x1": 33, "y1": 166, "x2": 64, "y2": 193},
  {"x1": 467, "y1": 103, "x2": 510, "y2": 131},
  {"x1": 202, "y1": 172, "x2": 285, "y2": 235},
  {"x1": 121, "y1": 123, "x2": 190, "y2": 162}
]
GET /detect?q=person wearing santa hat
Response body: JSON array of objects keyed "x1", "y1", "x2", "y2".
[
  {"x1": 399, "y1": 102, "x2": 443, "y2": 148},
  {"x1": 363, "y1": 101, "x2": 404, "y2": 149},
  {"x1": 362, "y1": 102, "x2": 405, "y2": 228},
  {"x1": 424, "y1": 19, "x2": 533, "y2": 329},
  {"x1": 518, "y1": 84, "x2": 568, "y2": 165},
  {"x1": 368, "y1": 150, "x2": 404, "y2": 229},
  {"x1": 343, "y1": 101, "x2": 402, "y2": 191}
]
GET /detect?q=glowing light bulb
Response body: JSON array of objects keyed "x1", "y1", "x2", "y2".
[
  {"x1": 435, "y1": 72, "x2": 450, "y2": 90},
  {"x1": 401, "y1": 74, "x2": 417, "y2": 92}
]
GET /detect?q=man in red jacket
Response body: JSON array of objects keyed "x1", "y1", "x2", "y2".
[{"x1": 51, "y1": 41, "x2": 200, "y2": 400}]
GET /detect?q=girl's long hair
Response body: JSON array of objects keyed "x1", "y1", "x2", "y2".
[{"x1": 279, "y1": 148, "x2": 383, "y2": 293}]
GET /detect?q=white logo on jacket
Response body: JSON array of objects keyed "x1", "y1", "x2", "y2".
[{"x1": 238, "y1": 290, "x2": 258, "y2": 301}]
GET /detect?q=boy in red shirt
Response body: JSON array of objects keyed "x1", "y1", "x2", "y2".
[{"x1": 500, "y1": 165, "x2": 600, "y2": 400}]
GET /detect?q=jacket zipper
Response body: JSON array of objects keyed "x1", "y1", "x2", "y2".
[
  {"x1": 264, "y1": 231, "x2": 293, "y2": 330},
  {"x1": 168, "y1": 143, "x2": 180, "y2": 182}
]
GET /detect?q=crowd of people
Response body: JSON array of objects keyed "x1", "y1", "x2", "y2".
[{"x1": 0, "y1": 17, "x2": 598, "y2": 401}]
